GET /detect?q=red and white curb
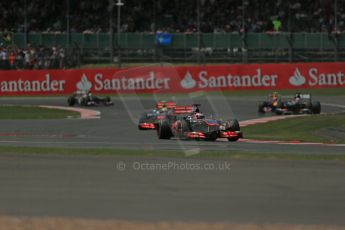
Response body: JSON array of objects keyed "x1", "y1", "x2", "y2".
[
  {"x1": 39, "y1": 105, "x2": 101, "y2": 119},
  {"x1": 238, "y1": 115, "x2": 345, "y2": 147}
]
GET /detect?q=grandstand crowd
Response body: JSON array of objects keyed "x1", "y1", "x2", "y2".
[
  {"x1": 0, "y1": 0, "x2": 343, "y2": 34},
  {"x1": 0, "y1": 0, "x2": 343, "y2": 70},
  {"x1": 0, "y1": 45, "x2": 65, "y2": 70}
]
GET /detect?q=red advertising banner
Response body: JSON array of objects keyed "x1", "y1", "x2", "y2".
[{"x1": 0, "y1": 62, "x2": 344, "y2": 96}]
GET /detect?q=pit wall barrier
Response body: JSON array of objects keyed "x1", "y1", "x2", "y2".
[{"x1": 0, "y1": 62, "x2": 345, "y2": 96}]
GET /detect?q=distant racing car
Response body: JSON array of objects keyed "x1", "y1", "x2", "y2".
[
  {"x1": 138, "y1": 101, "x2": 177, "y2": 130},
  {"x1": 259, "y1": 92, "x2": 321, "y2": 115},
  {"x1": 258, "y1": 92, "x2": 282, "y2": 113},
  {"x1": 67, "y1": 90, "x2": 113, "y2": 106},
  {"x1": 156, "y1": 104, "x2": 243, "y2": 141},
  {"x1": 274, "y1": 93, "x2": 321, "y2": 115}
]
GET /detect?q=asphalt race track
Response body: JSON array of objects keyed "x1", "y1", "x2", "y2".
[
  {"x1": 0, "y1": 95, "x2": 345, "y2": 226},
  {"x1": 0, "y1": 95, "x2": 344, "y2": 154}
]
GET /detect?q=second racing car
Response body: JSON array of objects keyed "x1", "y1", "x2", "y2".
[
  {"x1": 67, "y1": 90, "x2": 113, "y2": 106},
  {"x1": 274, "y1": 93, "x2": 321, "y2": 115},
  {"x1": 259, "y1": 92, "x2": 321, "y2": 115},
  {"x1": 258, "y1": 91, "x2": 282, "y2": 113},
  {"x1": 138, "y1": 101, "x2": 177, "y2": 130}
]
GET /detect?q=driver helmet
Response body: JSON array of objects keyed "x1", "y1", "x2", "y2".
[
  {"x1": 295, "y1": 92, "x2": 301, "y2": 100},
  {"x1": 272, "y1": 91, "x2": 279, "y2": 99},
  {"x1": 294, "y1": 93, "x2": 301, "y2": 102},
  {"x1": 192, "y1": 105, "x2": 200, "y2": 113},
  {"x1": 160, "y1": 105, "x2": 168, "y2": 112},
  {"x1": 193, "y1": 112, "x2": 205, "y2": 119}
]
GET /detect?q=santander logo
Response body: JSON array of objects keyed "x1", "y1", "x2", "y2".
[
  {"x1": 180, "y1": 71, "x2": 197, "y2": 89},
  {"x1": 288, "y1": 67, "x2": 345, "y2": 87},
  {"x1": 289, "y1": 68, "x2": 306, "y2": 86},
  {"x1": 77, "y1": 74, "x2": 92, "y2": 91}
]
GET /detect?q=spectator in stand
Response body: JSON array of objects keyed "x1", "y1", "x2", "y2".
[
  {"x1": 8, "y1": 51, "x2": 16, "y2": 69},
  {"x1": 23, "y1": 49, "x2": 32, "y2": 69},
  {"x1": 50, "y1": 46, "x2": 59, "y2": 69},
  {"x1": 272, "y1": 17, "x2": 282, "y2": 32},
  {"x1": 0, "y1": 47, "x2": 9, "y2": 70},
  {"x1": 0, "y1": 44, "x2": 66, "y2": 70},
  {"x1": 15, "y1": 48, "x2": 25, "y2": 69}
]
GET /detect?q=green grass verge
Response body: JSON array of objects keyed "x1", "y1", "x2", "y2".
[
  {"x1": 0, "y1": 105, "x2": 80, "y2": 119},
  {"x1": 0, "y1": 146, "x2": 345, "y2": 161},
  {"x1": 242, "y1": 114, "x2": 345, "y2": 144}
]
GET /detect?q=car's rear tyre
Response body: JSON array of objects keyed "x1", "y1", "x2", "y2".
[
  {"x1": 224, "y1": 119, "x2": 241, "y2": 142},
  {"x1": 67, "y1": 96, "x2": 75, "y2": 106},
  {"x1": 312, "y1": 101, "x2": 321, "y2": 114},
  {"x1": 225, "y1": 119, "x2": 240, "y2": 131},
  {"x1": 104, "y1": 96, "x2": 112, "y2": 105},
  {"x1": 157, "y1": 120, "x2": 172, "y2": 139},
  {"x1": 80, "y1": 97, "x2": 89, "y2": 106}
]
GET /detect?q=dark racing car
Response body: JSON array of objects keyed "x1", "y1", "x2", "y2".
[
  {"x1": 274, "y1": 93, "x2": 321, "y2": 115},
  {"x1": 138, "y1": 101, "x2": 177, "y2": 130},
  {"x1": 258, "y1": 92, "x2": 282, "y2": 113},
  {"x1": 259, "y1": 92, "x2": 321, "y2": 115},
  {"x1": 67, "y1": 90, "x2": 113, "y2": 106},
  {"x1": 156, "y1": 105, "x2": 243, "y2": 141}
]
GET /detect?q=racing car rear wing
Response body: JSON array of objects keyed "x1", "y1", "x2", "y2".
[
  {"x1": 156, "y1": 101, "x2": 177, "y2": 109},
  {"x1": 174, "y1": 106, "x2": 194, "y2": 114},
  {"x1": 299, "y1": 94, "x2": 311, "y2": 99},
  {"x1": 281, "y1": 94, "x2": 311, "y2": 100},
  {"x1": 74, "y1": 90, "x2": 89, "y2": 95}
]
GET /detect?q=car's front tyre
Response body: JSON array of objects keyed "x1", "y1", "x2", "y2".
[
  {"x1": 67, "y1": 96, "x2": 75, "y2": 106},
  {"x1": 157, "y1": 120, "x2": 172, "y2": 139},
  {"x1": 312, "y1": 101, "x2": 321, "y2": 114}
]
